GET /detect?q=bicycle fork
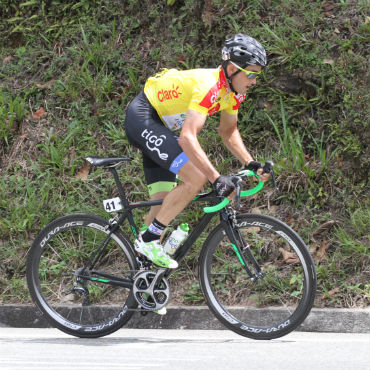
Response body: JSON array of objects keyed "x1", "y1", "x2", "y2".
[{"x1": 221, "y1": 210, "x2": 265, "y2": 282}]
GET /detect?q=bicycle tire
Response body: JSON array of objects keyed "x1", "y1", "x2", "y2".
[
  {"x1": 26, "y1": 214, "x2": 138, "y2": 338},
  {"x1": 199, "y1": 213, "x2": 316, "y2": 340}
]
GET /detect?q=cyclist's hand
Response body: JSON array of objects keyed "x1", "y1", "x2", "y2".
[
  {"x1": 257, "y1": 168, "x2": 270, "y2": 183},
  {"x1": 245, "y1": 161, "x2": 270, "y2": 183},
  {"x1": 212, "y1": 175, "x2": 236, "y2": 198}
]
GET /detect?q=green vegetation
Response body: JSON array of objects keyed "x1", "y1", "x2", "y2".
[{"x1": 0, "y1": 0, "x2": 369, "y2": 307}]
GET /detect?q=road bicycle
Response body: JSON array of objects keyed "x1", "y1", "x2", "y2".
[{"x1": 26, "y1": 156, "x2": 317, "y2": 340}]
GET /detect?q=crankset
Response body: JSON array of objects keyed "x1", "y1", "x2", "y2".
[{"x1": 132, "y1": 269, "x2": 170, "y2": 311}]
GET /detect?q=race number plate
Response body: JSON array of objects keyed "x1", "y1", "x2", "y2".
[{"x1": 103, "y1": 197, "x2": 122, "y2": 212}]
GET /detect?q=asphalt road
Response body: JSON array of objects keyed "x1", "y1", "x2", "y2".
[{"x1": 1, "y1": 328, "x2": 369, "y2": 370}]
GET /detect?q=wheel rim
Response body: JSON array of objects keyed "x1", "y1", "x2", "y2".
[
  {"x1": 203, "y1": 220, "x2": 314, "y2": 333},
  {"x1": 31, "y1": 219, "x2": 136, "y2": 331}
]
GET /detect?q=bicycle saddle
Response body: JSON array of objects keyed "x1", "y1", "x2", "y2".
[{"x1": 86, "y1": 156, "x2": 132, "y2": 167}]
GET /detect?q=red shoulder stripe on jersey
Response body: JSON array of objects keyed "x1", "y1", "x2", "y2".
[
  {"x1": 199, "y1": 83, "x2": 220, "y2": 109},
  {"x1": 199, "y1": 68, "x2": 227, "y2": 110},
  {"x1": 219, "y1": 68, "x2": 228, "y2": 89},
  {"x1": 208, "y1": 104, "x2": 221, "y2": 116},
  {"x1": 232, "y1": 94, "x2": 246, "y2": 110}
]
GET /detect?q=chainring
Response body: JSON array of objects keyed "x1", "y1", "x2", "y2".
[{"x1": 133, "y1": 270, "x2": 170, "y2": 311}]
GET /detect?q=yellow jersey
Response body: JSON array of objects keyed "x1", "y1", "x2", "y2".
[{"x1": 144, "y1": 67, "x2": 246, "y2": 131}]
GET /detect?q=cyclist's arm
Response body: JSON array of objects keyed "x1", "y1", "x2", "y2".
[
  {"x1": 178, "y1": 109, "x2": 220, "y2": 183},
  {"x1": 218, "y1": 110, "x2": 254, "y2": 166},
  {"x1": 218, "y1": 111, "x2": 270, "y2": 182}
]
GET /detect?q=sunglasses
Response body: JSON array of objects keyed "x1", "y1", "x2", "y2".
[{"x1": 230, "y1": 61, "x2": 262, "y2": 79}]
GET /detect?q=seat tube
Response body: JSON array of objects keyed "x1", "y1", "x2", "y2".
[
  {"x1": 109, "y1": 168, "x2": 129, "y2": 207},
  {"x1": 108, "y1": 167, "x2": 138, "y2": 237}
]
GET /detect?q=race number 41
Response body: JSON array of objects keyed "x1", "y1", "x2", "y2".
[{"x1": 103, "y1": 197, "x2": 122, "y2": 212}]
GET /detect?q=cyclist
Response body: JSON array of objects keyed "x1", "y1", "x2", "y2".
[{"x1": 124, "y1": 33, "x2": 270, "y2": 269}]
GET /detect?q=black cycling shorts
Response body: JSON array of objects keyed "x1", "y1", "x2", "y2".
[{"x1": 124, "y1": 91, "x2": 189, "y2": 195}]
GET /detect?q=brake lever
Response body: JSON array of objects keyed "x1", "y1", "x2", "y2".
[
  {"x1": 234, "y1": 183, "x2": 241, "y2": 208},
  {"x1": 231, "y1": 176, "x2": 243, "y2": 208},
  {"x1": 270, "y1": 170, "x2": 278, "y2": 191},
  {"x1": 263, "y1": 160, "x2": 279, "y2": 191}
]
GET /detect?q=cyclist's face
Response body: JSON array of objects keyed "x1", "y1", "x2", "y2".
[{"x1": 228, "y1": 64, "x2": 262, "y2": 95}]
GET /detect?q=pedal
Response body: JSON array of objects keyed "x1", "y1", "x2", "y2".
[{"x1": 136, "y1": 255, "x2": 152, "y2": 269}]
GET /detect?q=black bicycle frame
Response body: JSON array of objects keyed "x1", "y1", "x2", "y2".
[{"x1": 79, "y1": 166, "x2": 260, "y2": 287}]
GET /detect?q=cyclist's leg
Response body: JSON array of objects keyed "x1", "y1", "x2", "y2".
[
  {"x1": 142, "y1": 155, "x2": 207, "y2": 228},
  {"x1": 154, "y1": 162, "x2": 207, "y2": 225},
  {"x1": 145, "y1": 191, "x2": 168, "y2": 226},
  {"x1": 142, "y1": 155, "x2": 177, "y2": 226}
]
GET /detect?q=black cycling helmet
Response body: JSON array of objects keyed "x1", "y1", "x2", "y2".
[
  {"x1": 221, "y1": 33, "x2": 267, "y2": 93},
  {"x1": 222, "y1": 33, "x2": 267, "y2": 68}
]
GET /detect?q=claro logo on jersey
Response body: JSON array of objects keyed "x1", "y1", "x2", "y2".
[{"x1": 158, "y1": 84, "x2": 182, "y2": 102}]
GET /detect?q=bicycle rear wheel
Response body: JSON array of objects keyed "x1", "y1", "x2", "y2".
[
  {"x1": 27, "y1": 214, "x2": 138, "y2": 338},
  {"x1": 199, "y1": 213, "x2": 316, "y2": 340}
]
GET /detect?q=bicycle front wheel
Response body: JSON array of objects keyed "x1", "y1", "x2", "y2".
[
  {"x1": 199, "y1": 213, "x2": 316, "y2": 340},
  {"x1": 27, "y1": 214, "x2": 138, "y2": 338}
]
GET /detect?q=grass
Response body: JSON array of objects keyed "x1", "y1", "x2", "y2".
[
  {"x1": 0, "y1": 89, "x2": 25, "y2": 151},
  {"x1": 0, "y1": 0, "x2": 369, "y2": 307},
  {"x1": 266, "y1": 97, "x2": 308, "y2": 175}
]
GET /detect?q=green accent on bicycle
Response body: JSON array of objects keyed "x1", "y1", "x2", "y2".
[
  {"x1": 231, "y1": 243, "x2": 245, "y2": 267},
  {"x1": 240, "y1": 181, "x2": 264, "y2": 197},
  {"x1": 148, "y1": 181, "x2": 176, "y2": 196},
  {"x1": 91, "y1": 277, "x2": 110, "y2": 283},
  {"x1": 204, "y1": 198, "x2": 230, "y2": 213},
  {"x1": 131, "y1": 225, "x2": 138, "y2": 238},
  {"x1": 239, "y1": 169, "x2": 264, "y2": 197},
  {"x1": 203, "y1": 170, "x2": 264, "y2": 213}
]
